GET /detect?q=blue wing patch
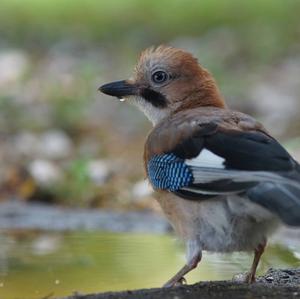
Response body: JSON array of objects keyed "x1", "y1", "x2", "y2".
[{"x1": 147, "y1": 153, "x2": 193, "y2": 191}]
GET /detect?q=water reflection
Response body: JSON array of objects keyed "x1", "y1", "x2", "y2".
[{"x1": 0, "y1": 230, "x2": 299, "y2": 299}]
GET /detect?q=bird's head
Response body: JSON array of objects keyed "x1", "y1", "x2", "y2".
[{"x1": 99, "y1": 45, "x2": 225, "y2": 125}]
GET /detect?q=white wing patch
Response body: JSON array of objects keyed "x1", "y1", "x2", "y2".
[{"x1": 185, "y1": 149, "x2": 225, "y2": 169}]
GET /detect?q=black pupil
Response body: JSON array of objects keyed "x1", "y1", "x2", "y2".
[{"x1": 153, "y1": 71, "x2": 167, "y2": 83}]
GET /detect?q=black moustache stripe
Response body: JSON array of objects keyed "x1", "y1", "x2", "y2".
[{"x1": 140, "y1": 88, "x2": 167, "y2": 108}]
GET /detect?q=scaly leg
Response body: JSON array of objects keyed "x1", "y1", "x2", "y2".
[
  {"x1": 163, "y1": 250, "x2": 202, "y2": 288},
  {"x1": 246, "y1": 239, "x2": 267, "y2": 283}
]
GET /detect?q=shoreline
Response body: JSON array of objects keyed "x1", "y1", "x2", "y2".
[
  {"x1": 61, "y1": 268, "x2": 300, "y2": 299},
  {"x1": 0, "y1": 200, "x2": 169, "y2": 233}
]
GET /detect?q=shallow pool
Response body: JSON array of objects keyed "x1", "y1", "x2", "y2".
[{"x1": 0, "y1": 230, "x2": 299, "y2": 299}]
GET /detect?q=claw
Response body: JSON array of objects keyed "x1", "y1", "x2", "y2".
[
  {"x1": 163, "y1": 276, "x2": 187, "y2": 288},
  {"x1": 245, "y1": 272, "x2": 256, "y2": 284},
  {"x1": 174, "y1": 277, "x2": 187, "y2": 286},
  {"x1": 163, "y1": 247, "x2": 202, "y2": 288}
]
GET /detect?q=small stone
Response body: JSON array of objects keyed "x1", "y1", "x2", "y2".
[
  {"x1": 29, "y1": 159, "x2": 62, "y2": 185},
  {"x1": 0, "y1": 50, "x2": 28, "y2": 86},
  {"x1": 132, "y1": 180, "x2": 153, "y2": 199},
  {"x1": 265, "y1": 276, "x2": 274, "y2": 282},
  {"x1": 232, "y1": 272, "x2": 247, "y2": 282},
  {"x1": 39, "y1": 130, "x2": 72, "y2": 159},
  {"x1": 87, "y1": 160, "x2": 110, "y2": 185}
]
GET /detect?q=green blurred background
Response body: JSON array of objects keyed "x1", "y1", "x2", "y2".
[
  {"x1": 0, "y1": 0, "x2": 300, "y2": 207},
  {"x1": 0, "y1": 1, "x2": 300, "y2": 298}
]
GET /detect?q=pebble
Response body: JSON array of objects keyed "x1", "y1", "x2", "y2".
[
  {"x1": 87, "y1": 160, "x2": 111, "y2": 185},
  {"x1": 132, "y1": 180, "x2": 153, "y2": 199},
  {"x1": 0, "y1": 50, "x2": 28, "y2": 86},
  {"x1": 13, "y1": 130, "x2": 73, "y2": 160},
  {"x1": 39, "y1": 130, "x2": 73, "y2": 159},
  {"x1": 29, "y1": 159, "x2": 62, "y2": 185}
]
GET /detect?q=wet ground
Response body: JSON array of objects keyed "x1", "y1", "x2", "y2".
[
  {"x1": 0, "y1": 202, "x2": 299, "y2": 299},
  {"x1": 63, "y1": 269, "x2": 300, "y2": 299}
]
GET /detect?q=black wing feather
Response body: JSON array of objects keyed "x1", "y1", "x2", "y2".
[
  {"x1": 171, "y1": 123, "x2": 300, "y2": 226},
  {"x1": 204, "y1": 130, "x2": 294, "y2": 171},
  {"x1": 247, "y1": 182, "x2": 300, "y2": 226}
]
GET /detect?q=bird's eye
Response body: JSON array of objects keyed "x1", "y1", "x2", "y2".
[{"x1": 151, "y1": 71, "x2": 169, "y2": 84}]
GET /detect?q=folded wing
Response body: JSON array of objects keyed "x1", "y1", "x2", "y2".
[{"x1": 146, "y1": 117, "x2": 300, "y2": 226}]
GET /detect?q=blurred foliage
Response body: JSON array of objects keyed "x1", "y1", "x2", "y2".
[
  {"x1": 51, "y1": 158, "x2": 91, "y2": 204},
  {"x1": 0, "y1": 0, "x2": 300, "y2": 207},
  {"x1": 1, "y1": 0, "x2": 300, "y2": 52}
]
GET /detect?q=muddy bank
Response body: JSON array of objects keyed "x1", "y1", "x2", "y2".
[{"x1": 62, "y1": 268, "x2": 300, "y2": 299}]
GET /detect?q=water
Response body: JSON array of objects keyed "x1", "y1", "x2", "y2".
[{"x1": 0, "y1": 230, "x2": 299, "y2": 299}]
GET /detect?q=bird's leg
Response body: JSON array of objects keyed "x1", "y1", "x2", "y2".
[
  {"x1": 246, "y1": 239, "x2": 267, "y2": 283},
  {"x1": 163, "y1": 249, "x2": 202, "y2": 288}
]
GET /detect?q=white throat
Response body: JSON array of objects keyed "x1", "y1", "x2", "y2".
[{"x1": 131, "y1": 96, "x2": 169, "y2": 125}]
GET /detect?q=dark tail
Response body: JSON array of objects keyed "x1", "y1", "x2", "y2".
[{"x1": 247, "y1": 166, "x2": 300, "y2": 226}]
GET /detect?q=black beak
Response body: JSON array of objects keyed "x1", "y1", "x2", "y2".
[{"x1": 98, "y1": 80, "x2": 137, "y2": 98}]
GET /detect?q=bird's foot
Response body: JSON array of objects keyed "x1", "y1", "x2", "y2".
[
  {"x1": 245, "y1": 272, "x2": 256, "y2": 283},
  {"x1": 163, "y1": 250, "x2": 201, "y2": 288},
  {"x1": 163, "y1": 276, "x2": 187, "y2": 288},
  {"x1": 232, "y1": 272, "x2": 255, "y2": 284}
]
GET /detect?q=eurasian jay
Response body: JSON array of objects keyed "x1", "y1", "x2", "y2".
[{"x1": 99, "y1": 45, "x2": 300, "y2": 287}]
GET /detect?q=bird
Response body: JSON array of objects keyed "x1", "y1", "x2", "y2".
[{"x1": 99, "y1": 45, "x2": 300, "y2": 288}]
